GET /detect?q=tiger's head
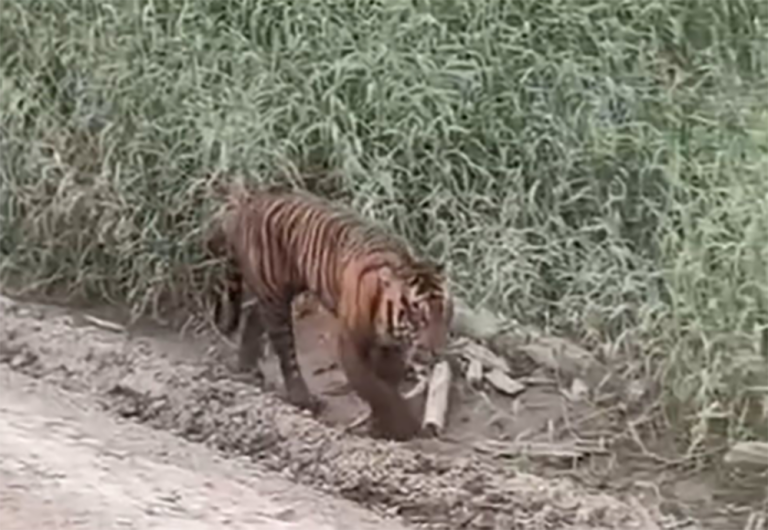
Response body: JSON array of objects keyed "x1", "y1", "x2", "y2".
[{"x1": 373, "y1": 261, "x2": 453, "y2": 357}]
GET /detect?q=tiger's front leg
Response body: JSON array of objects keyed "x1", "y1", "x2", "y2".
[
  {"x1": 260, "y1": 299, "x2": 322, "y2": 414},
  {"x1": 338, "y1": 330, "x2": 421, "y2": 441}
]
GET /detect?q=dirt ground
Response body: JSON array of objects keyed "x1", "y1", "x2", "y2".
[
  {"x1": 0, "y1": 367, "x2": 409, "y2": 530},
  {"x1": 0, "y1": 294, "x2": 764, "y2": 529}
]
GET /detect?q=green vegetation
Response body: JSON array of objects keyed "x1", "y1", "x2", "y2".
[{"x1": 1, "y1": 0, "x2": 767, "y2": 444}]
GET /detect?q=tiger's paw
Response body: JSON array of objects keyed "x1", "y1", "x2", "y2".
[
  {"x1": 285, "y1": 379, "x2": 324, "y2": 416},
  {"x1": 370, "y1": 412, "x2": 422, "y2": 442}
]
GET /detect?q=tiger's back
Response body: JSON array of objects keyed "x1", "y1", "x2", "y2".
[{"x1": 221, "y1": 189, "x2": 415, "y2": 311}]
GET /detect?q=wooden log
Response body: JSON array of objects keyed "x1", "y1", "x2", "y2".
[
  {"x1": 81, "y1": 314, "x2": 125, "y2": 333},
  {"x1": 724, "y1": 441, "x2": 768, "y2": 468},
  {"x1": 485, "y1": 368, "x2": 525, "y2": 397},
  {"x1": 474, "y1": 439, "x2": 610, "y2": 461},
  {"x1": 422, "y1": 361, "x2": 452, "y2": 436},
  {"x1": 465, "y1": 358, "x2": 484, "y2": 388}
]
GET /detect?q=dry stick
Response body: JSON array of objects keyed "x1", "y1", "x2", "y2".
[
  {"x1": 422, "y1": 360, "x2": 452, "y2": 436},
  {"x1": 744, "y1": 511, "x2": 767, "y2": 530},
  {"x1": 451, "y1": 296, "x2": 616, "y2": 407},
  {"x1": 465, "y1": 358, "x2": 484, "y2": 388},
  {"x1": 473, "y1": 439, "x2": 610, "y2": 460},
  {"x1": 452, "y1": 337, "x2": 511, "y2": 374},
  {"x1": 82, "y1": 314, "x2": 125, "y2": 333}
]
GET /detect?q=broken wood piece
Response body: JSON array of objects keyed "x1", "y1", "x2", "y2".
[
  {"x1": 82, "y1": 314, "x2": 125, "y2": 333},
  {"x1": 422, "y1": 360, "x2": 452, "y2": 436},
  {"x1": 465, "y1": 358, "x2": 484, "y2": 388},
  {"x1": 724, "y1": 441, "x2": 768, "y2": 468},
  {"x1": 450, "y1": 337, "x2": 510, "y2": 374},
  {"x1": 485, "y1": 368, "x2": 525, "y2": 397},
  {"x1": 473, "y1": 439, "x2": 609, "y2": 461}
]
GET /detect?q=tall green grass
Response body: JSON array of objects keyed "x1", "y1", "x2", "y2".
[{"x1": 1, "y1": 0, "x2": 767, "y2": 444}]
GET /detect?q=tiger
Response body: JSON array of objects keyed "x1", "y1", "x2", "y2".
[{"x1": 204, "y1": 181, "x2": 453, "y2": 441}]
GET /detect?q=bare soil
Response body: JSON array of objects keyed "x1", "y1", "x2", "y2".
[
  {"x1": 0, "y1": 367, "x2": 408, "y2": 530},
  {"x1": 0, "y1": 294, "x2": 764, "y2": 529}
]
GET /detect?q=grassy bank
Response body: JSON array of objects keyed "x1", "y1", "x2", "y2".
[{"x1": 1, "y1": 0, "x2": 767, "y2": 444}]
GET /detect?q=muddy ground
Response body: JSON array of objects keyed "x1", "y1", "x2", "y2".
[{"x1": 0, "y1": 294, "x2": 764, "y2": 529}]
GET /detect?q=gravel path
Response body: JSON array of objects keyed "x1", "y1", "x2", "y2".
[{"x1": 0, "y1": 368, "x2": 408, "y2": 530}]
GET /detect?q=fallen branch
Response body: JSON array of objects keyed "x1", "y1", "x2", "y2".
[
  {"x1": 82, "y1": 314, "x2": 125, "y2": 333},
  {"x1": 485, "y1": 368, "x2": 525, "y2": 397},
  {"x1": 473, "y1": 439, "x2": 610, "y2": 461},
  {"x1": 724, "y1": 441, "x2": 768, "y2": 468},
  {"x1": 422, "y1": 361, "x2": 452, "y2": 437}
]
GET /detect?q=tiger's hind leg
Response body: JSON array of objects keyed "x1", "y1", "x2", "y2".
[
  {"x1": 237, "y1": 303, "x2": 267, "y2": 379},
  {"x1": 260, "y1": 298, "x2": 322, "y2": 414}
]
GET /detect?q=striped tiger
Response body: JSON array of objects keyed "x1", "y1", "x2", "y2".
[{"x1": 205, "y1": 182, "x2": 453, "y2": 441}]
